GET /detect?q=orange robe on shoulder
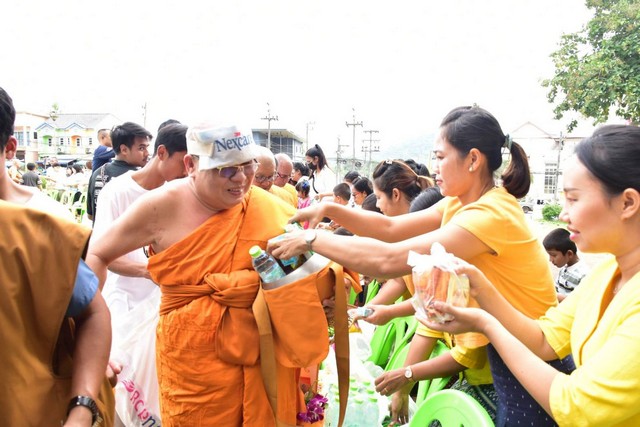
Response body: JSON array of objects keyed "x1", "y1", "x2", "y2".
[
  {"x1": 147, "y1": 187, "x2": 321, "y2": 426},
  {"x1": 0, "y1": 201, "x2": 114, "y2": 427}
]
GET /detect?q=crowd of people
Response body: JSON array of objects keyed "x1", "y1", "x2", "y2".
[{"x1": 3, "y1": 81, "x2": 640, "y2": 427}]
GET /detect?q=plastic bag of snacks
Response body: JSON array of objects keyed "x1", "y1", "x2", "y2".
[{"x1": 408, "y1": 242, "x2": 470, "y2": 323}]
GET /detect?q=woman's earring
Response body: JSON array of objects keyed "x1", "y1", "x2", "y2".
[{"x1": 469, "y1": 166, "x2": 473, "y2": 172}]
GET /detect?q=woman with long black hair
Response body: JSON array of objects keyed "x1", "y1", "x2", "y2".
[{"x1": 305, "y1": 144, "x2": 336, "y2": 199}]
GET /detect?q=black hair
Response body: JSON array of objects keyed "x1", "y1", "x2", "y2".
[
  {"x1": 575, "y1": 125, "x2": 640, "y2": 196},
  {"x1": 293, "y1": 161, "x2": 311, "y2": 178},
  {"x1": 158, "y1": 119, "x2": 181, "y2": 132},
  {"x1": 362, "y1": 193, "x2": 382, "y2": 214},
  {"x1": 352, "y1": 176, "x2": 373, "y2": 196},
  {"x1": 343, "y1": 170, "x2": 361, "y2": 184},
  {"x1": 0, "y1": 87, "x2": 16, "y2": 152},
  {"x1": 333, "y1": 183, "x2": 351, "y2": 201},
  {"x1": 372, "y1": 159, "x2": 432, "y2": 202},
  {"x1": 27, "y1": 162, "x2": 37, "y2": 171},
  {"x1": 305, "y1": 144, "x2": 329, "y2": 171},
  {"x1": 295, "y1": 179, "x2": 311, "y2": 198},
  {"x1": 440, "y1": 106, "x2": 531, "y2": 199},
  {"x1": 333, "y1": 227, "x2": 354, "y2": 236},
  {"x1": 72, "y1": 164, "x2": 83, "y2": 173},
  {"x1": 154, "y1": 123, "x2": 188, "y2": 156},
  {"x1": 111, "y1": 122, "x2": 153, "y2": 154},
  {"x1": 404, "y1": 159, "x2": 430, "y2": 177},
  {"x1": 409, "y1": 187, "x2": 445, "y2": 213},
  {"x1": 543, "y1": 228, "x2": 576, "y2": 254}
]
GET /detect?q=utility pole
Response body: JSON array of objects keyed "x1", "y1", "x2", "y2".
[
  {"x1": 345, "y1": 107, "x2": 363, "y2": 169},
  {"x1": 362, "y1": 130, "x2": 380, "y2": 175},
  {"x1": 261, "y1": 103, "x2": 279, "y2": 151},
  {"x1": 142, "y1": 102, "x2": 147, "y2": 128},
  {"x1": 554, "y1": 132, "x2": 564, "y2": 202},
  {"x1": 305, "y1": 121, "x2": 315, "y2": 153},
  {"x1": 336, "y1": 136, "x2": 349, "y2": 183}
]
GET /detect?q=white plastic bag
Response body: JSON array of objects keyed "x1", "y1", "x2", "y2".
[
  {"x1": 408, "y1": 243, "x2": 470, "y2": 323},
  {"x1": 111, "y1": 288, "x2": 162, "y2": 426}
]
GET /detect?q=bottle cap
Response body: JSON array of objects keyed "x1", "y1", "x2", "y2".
[{"x1": 249, "y1": 245, "x2": 263, "y2": 258}]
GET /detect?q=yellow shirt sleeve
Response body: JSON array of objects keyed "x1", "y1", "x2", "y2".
[
  {"x1": 538, "y1": 258, "x2": 640, "y2": 426},
  {"x1": 415, "y1": 323, "x2": 492, "y2": 385}
]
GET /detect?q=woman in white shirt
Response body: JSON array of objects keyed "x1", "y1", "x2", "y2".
[{"x1": 305, "y1": 144, "x2": 336, "y2": 199}]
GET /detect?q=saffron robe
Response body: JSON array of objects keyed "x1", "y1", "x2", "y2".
[
  {"x1": 0, "y1": 201, "x2": 114, "y2": 426},
  {"x1": 147, "y1": 187, "x2": 326, "y2": 426},
  {"x1": 269, "y1": 183, "x2": 298, "y2": 208}
]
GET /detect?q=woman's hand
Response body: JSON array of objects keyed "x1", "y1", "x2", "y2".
[
  {"x1": 267, "y1": 231, "x2": 307, "y2": 260},
  {"x1": 416, "y1": 302, "x2": 491, "y2": 335},
  {"x1": 375, "y1": 368, "x2": 410, "y2": 397},
  {"x1": 358, "y1": 304, "x2": 393, "y2": 326},
  {"x1": 451, "y1": 259, "x2": 495, "y2": 299},
  {"x1": 289, "y1": 204, "x2": 327, "y2": 230},
  {"x1": 389, "y1": 391, "x2": 411, "y2": 426}
]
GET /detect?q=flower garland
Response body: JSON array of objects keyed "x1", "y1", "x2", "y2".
[{"x1": 297, "y1": 384, "x2": 328, "y2": 424}]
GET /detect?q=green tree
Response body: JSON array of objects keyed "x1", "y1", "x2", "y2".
[
  {"x1": 542, "y1": 0, "x2": 640, "y2": 131},
  {"x1": 49, "y1": 102, "x2": 60, "y2": 122}
]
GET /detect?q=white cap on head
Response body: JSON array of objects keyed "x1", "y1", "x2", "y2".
[{"x1": 186, "y1": 123, "x2": 260, "y2": 171}]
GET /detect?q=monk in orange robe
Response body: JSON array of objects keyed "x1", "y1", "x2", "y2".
[
  {"x1": 87, "y1": 123, "x2": 339, "y2": 426},
  {"x1": 0, "y1": 86, "x2": 113, "y2": 427}
]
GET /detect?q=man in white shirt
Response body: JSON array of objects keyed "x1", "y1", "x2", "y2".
[{"x1": 90, "y1": 123, "x2": 187, "y2": 425}]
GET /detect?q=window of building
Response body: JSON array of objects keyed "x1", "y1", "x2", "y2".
[
  {"x1": 48, "y1": 137, "x2": 53, "y2": 146},
  {"x1": 88, "y1": 137, "x2": 93, "y2": 145},
  {"x1": 59, "y1": 137, "x2": 64, "y2": 145},
  {"x1": 544, "y1": 162, "x2": 558, "y2": 195},
  {"x1": 76, "y1": 137, "x2": 81, "y2": 147}
]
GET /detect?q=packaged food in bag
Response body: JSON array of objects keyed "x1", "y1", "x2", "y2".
[{"x1": 408, "y1": 242, "x2": 470, "y2": 323}]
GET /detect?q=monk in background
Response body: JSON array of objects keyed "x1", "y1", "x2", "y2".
[{"x1": 86, "y1": 123, "x2": 328, "y2": 426}]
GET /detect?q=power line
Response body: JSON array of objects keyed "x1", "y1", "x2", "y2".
[
  {"x1": 345, "y1": 107, "x2": 363, "y2": 169},
  {"x1": 261, "y1": 103, "x2": 279, "y2": 151},
  {"x1": 362, "y1": 129, "x2": 380, "y2": 176},
  {"x1": 335, "y1": 136, "x2": 350, "y2": 183}
]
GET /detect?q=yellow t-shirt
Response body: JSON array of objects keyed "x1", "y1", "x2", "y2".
[
  {"x1": 538, "y1": 257, "x2": 640, "y2": 426},
  {"x1": 417, "y1": 324, "x2": 492, "y2": 385},
  {"x1": 401, "y1": 274, "x2": 414, "y2": 300},
  {"x1": 416, "y1": 187, "x2": 556, "y2": 384},
  {"x1": 437, "y1": 187, "x2": 557, "y2": 318}
]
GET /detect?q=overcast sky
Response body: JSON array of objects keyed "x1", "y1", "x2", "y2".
[{"x1": 3, "y1": 0, "x2": 592, "y2": 158}]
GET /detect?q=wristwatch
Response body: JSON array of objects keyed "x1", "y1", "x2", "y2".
[
  {"x1": 304, "y1": 229, "x2": 317, "y2": 252},
  {"x1": 67, "y1": 395, "x2": 99, "y2": 425},
  {"x1": 404, "y1": 365, "x2": 414, "y2": 381}
]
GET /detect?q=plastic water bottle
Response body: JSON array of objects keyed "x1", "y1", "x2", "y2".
[
  {"x1": 365, "y1": 395, "x2": 379, "y2": 426},
  {"x1": 325, "y1": 396, "x2": 341, "y2": 427},
  {"x1": 249, "y1": 246, "x2": 286, "y2": 283}
]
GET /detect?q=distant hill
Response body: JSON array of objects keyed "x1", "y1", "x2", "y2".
[
  {"x1": 371, "y1": 132, "x2": 436, "y2": 168},
  {"x1": 329, "y1": 132, "x2": 437, "y2": 178}
]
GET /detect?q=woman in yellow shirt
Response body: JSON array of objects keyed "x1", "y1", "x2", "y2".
[
  {"x1": 269, "y1": 106, "x2": 571, "y2": 426},
  {"x1": 426, "y1": 125, "x2": 640, "y2": 426}
]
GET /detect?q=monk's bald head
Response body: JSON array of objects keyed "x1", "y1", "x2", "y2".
[
  {"x1": 254, "y1": 146, "x2": 276, "y2": 191},
  {"x1": 274, "y1": 153, "x2": 293, "y2": 187}
]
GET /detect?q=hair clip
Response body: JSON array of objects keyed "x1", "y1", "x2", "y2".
[{"x1": 504, "y1": 134, "x2": 513, "y2": 150}]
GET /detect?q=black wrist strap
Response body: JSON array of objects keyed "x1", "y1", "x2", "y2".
[{"x1": 67, "y1": 395, "x2": 99, "y2": 425}]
